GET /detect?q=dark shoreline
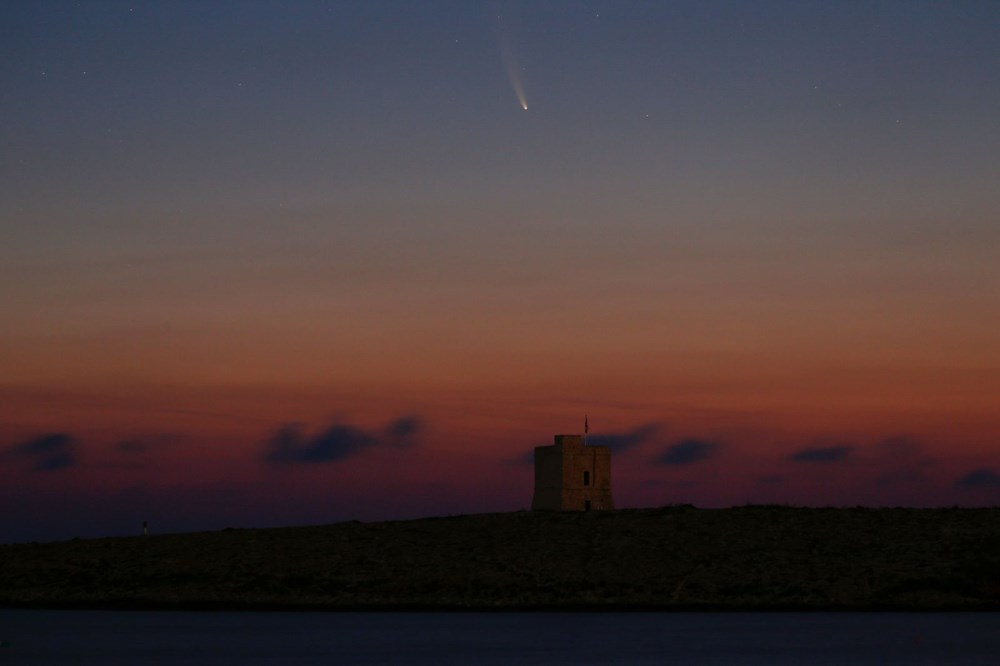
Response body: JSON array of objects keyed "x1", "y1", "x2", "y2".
[{"x1": 3, "y1": 506, "x2": 999, "y2": 612}]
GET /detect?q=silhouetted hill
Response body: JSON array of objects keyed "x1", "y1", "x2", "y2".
[{"x1": 2, "y1": 507, "x2": 999, "y2": 610}]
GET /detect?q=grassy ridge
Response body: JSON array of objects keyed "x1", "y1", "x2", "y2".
[{"x1": 2, "y1": 506, "x2": 999, "y2": 610}]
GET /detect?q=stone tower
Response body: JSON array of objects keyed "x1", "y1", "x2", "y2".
[{"x1": 531, "y1": 434, "x2": 613, "y2": 511}]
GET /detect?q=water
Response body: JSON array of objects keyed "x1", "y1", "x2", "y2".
[{"x1": 1, "y1": 610, "x2": 997, "y2": 664}]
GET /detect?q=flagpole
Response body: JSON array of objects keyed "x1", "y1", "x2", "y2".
[{"x1": 584, "y1": 414, "x2": 589, "y2": 446}]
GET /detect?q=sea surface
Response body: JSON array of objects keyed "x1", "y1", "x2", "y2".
[{"x1": 0, "y1": 610, "x2": 998, "y2": 664}]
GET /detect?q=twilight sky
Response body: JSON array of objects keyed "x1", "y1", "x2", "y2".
[{"x1": 2, "y1": 1, "x2": 999, "y2": 542}]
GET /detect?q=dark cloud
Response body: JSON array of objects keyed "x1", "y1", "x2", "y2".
[
  {"x1": 264, "y1": 416, "x2": 422, "y2": 464},
  {"x1": 757, "y1": 475, "x2": 785, "y2": 485},
  {"x1": 789, "y1": 445, "x2": 852, "y2": 463},
  {"x1": 115, "y1": 434, "x2": 179, "y2": 454},
  {"x1": 265, "y1": 423, "x2": 373, "y2": 463},
  {"x1": 876, "y1": 435, "x2": 923, "y2": 458},
  {"x1": 955, "y1": 468, "x2": 1000, "y2": 489},
  {"x1": 587, "y1": 423, "x2": 659, "y2": 453},
  {"x1": 385, "y1": 416, "x2": 422, "y2": 440},
  {"x1": 116, "y1": 440, "x2": 149, "y2": 454},
  {"x1": 872, "y1": 466, "x2": 934, "y2": 490},
  {"x1": 870, "y1": 436, "x2": 938, "y2": 489},
  {"x1": 657, "y1": 438, "x2": 718, "y2": 465},
  {"x1": 9, "y1": 433, "x2": 78, "y2": 471},
  {"x1": 510, "y1": 423, "x2": 661, "y2": 465}
]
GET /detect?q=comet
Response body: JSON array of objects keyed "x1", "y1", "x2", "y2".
[{"x1": 496, "y1": 13, "x2": 528, "y2": 111}]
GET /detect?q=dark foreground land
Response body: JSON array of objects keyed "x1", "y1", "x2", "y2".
[{"x1": 2, "y1": 507, "x2": 999, "y2": 610}]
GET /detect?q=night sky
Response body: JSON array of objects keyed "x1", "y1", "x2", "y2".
[{"x1": 2, "y1": 1, "x2": 999, "y2": 543}]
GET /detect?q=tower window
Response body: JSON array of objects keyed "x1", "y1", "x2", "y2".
[{"x1": 583, "y1": 470, "x2": 590, "y2": 486}]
